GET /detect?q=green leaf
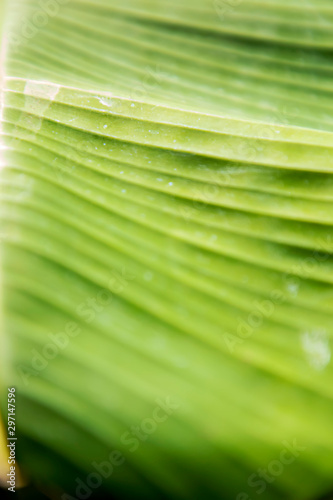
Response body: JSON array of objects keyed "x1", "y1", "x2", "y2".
[{"x1": 1, "y1": 1, "x2": 333, "y2": 499}]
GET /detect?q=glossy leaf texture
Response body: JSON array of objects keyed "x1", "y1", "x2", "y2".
[{"x1": 1, "y1": 1, "x2": 333, "y2": 499}]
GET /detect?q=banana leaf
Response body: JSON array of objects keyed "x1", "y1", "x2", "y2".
[{"x1": 1, "y1": 1, "x2": 333, "y2": 499}]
